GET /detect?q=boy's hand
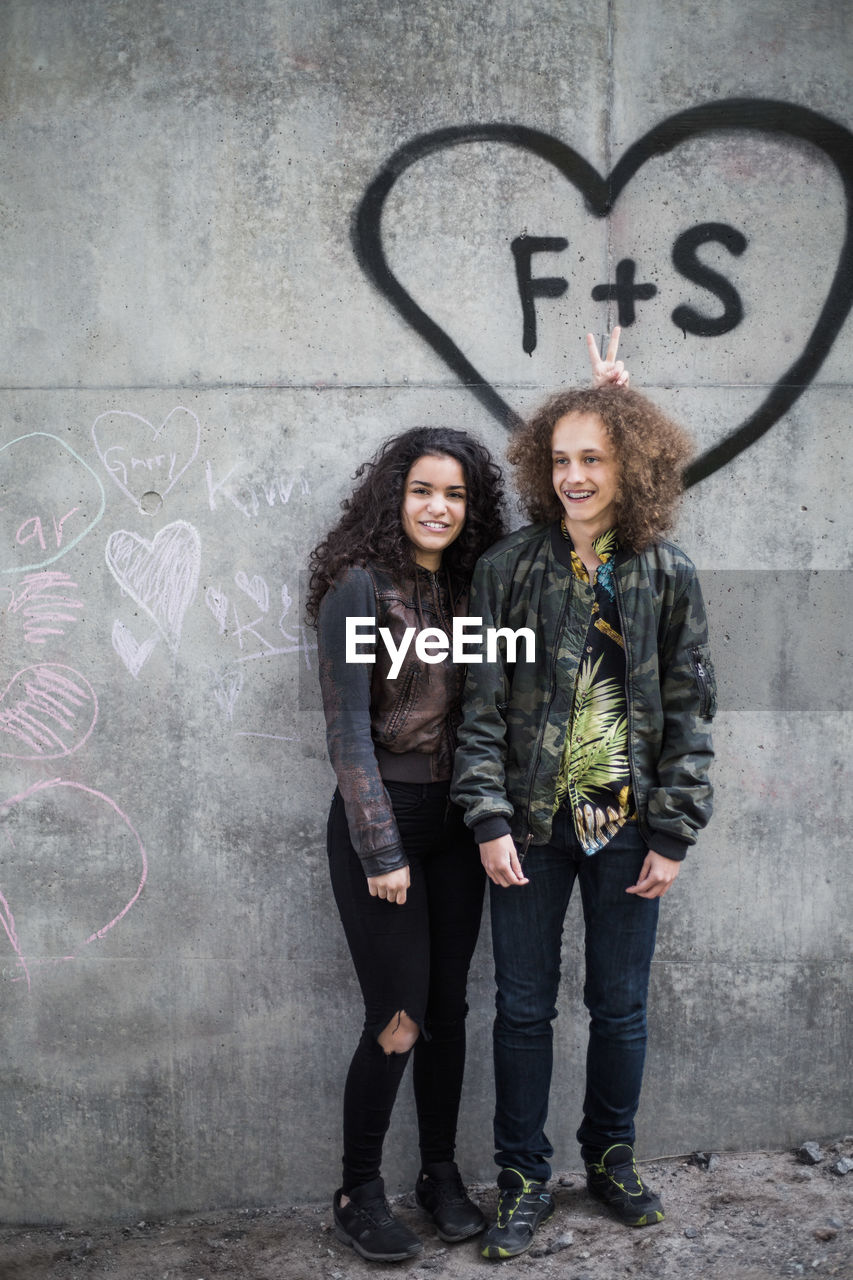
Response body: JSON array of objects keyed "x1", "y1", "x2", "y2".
[
  {"x1": 625, "y1": 850, "x2": 680, "y2": 899},
  {"x1": 587, "y1": 326, "x2": 630, "y2": 388},
  {"x1": 480, "y1": 835, "x2": 529, "y2": 887}
]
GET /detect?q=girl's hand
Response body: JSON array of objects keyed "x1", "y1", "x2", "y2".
[
  {"x1": 587, "y1": 326, "x2": 630, "y2": 388},
  {"x1": 367, "y1": 866, "x2": 411, "y2": 905}
]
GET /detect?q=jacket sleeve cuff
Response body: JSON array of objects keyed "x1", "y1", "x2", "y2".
[
  {"x1": 646, "y1": 830, "x2": 689, "y2": 861},
  {"x1": 359, "y1": 845, "x2": 408, "y2": 878},
  {"x1": 473, "y1": 815, "x2": 512, "y2": 844}
]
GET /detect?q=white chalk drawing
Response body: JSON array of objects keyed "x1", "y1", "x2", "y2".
[
  {"x1": 0, "y1": 777, "x2": 148, "y2": 991},
  {"x1": 278, "y1": 582, "x2": 293, "y2": 631},
  {"x1": 3, "y1": 571, "x2": 84, "y2": 645},
  {"x1": 205, "y1": 459, "x2": 310, "y2": 518},
  {"x1": 92, "y1": 407, "x2": 201, "y2": 513},
  {"x1": 204, "y1": 575, "x2": 316, "y2": 666},
  {"x1": 105, "y1": 520, "x2": 201, "y2": 653},
  {"x1": 235, "y1": 570, "x2": 270, "y2": 613},
  {"x1": 111, "y1": 620, "x2": 160, "y2": 679},
  {"x1": 205, "y1": 585, "x2": 229, "y2": 634},
  {"x1": 276, "y1": 581, "x2": 315, "y2": 668},
  {"x1": 0, "y1": 433, "x2": 105, "y2": 575},
  {"x1": 233, "y1": 737, "x2": 298, "y2": 747},
  {"x1": 210, "y1": 664, "x2": 244, "y2": 721},
  {"x1": 0, "y1": 664, "x2": 98, "y2": 760},
  {"x1": 235, "y1": 731, "x2": 301, "y2": 742}
]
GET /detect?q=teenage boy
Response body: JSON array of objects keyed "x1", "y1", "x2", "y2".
[{"x1": 452, "y1": 351, "x2": 715, "y2": 1260}]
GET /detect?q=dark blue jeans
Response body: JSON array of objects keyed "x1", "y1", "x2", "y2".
[{"x1": 490, "y1": 811, "x2": 660, "y2": 1182}]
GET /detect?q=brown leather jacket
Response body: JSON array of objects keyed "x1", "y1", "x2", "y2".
[{"x1": 317, "y1": 562, "x2": 467, "y2": 876}]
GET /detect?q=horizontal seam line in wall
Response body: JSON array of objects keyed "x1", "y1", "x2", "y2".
[
  {"x1": 0, "y1": 381, "x2": 843, "y2": 393},
  {"x1": 651, "y1": 958, "x2": 849, "y2": 966}
]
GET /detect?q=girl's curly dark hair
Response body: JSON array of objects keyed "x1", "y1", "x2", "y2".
[
  {"x1": 507, "y1": 386, "x2": 693, "y2": 551},
  {"x1": 306, "y1": 427, "x2": 506, "y2": 624}
]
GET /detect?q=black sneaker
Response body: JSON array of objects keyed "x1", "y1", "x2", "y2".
[
  {"x1": 333, "y1": 1178, "x2": 423, "y2": 1261},
  {"x1": 586, "y1": 1143, "x2": 665, "y2": 1227},
  {"x1": 481, "y1": 1168, "x2": 555, "y2": 1260},
  {"x1": 415, "y1": 1160, "x2": 486, "y2": 1242}
]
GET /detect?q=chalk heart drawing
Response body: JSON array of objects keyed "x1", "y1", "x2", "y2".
[
  {"x1": 111, "y1": 620, "x2": 159, "y2": 679},
  {"x1": 92, "y1": 407, "x2": 201, "y2": 512},
  {"x1": 105, "y1": 520, "x2": 201, "y2": 653},
  {"x1": 211, "y1": 664, "x2": 244, "y2": 721},
  {"x1": 0, "y1": 663, "x2": 98, "y2": 760},
  {"x1": 0, "y1": 433, "x2": 105, "y2": 574},
  {"x1": 235, "y1": 571, "x2": 270, "y2": 613},
  {"x1": 353, "y1": 99, "x2": 853, "y2": 487},
  {"x1": 0, "y1": 778, "x2": 148, "y2": 990}
]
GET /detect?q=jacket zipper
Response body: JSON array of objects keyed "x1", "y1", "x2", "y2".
[
  {"x1": 430, "y1": 569, "x2": 458, "y2": 764},
  {"x1": 613, "y1": 570, "x2": 645, "y2": 842}
]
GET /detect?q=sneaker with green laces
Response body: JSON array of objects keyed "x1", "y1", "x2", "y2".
[
  {"x1": 481, "y1": 1168, "x2": 555, "y2": 1260},
  {"x1": 585, "y1": 1143, "x2": 665, "y2": 1227}
]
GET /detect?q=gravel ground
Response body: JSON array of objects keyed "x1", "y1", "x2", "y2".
[{"x1": 2, "y1": 1142, "x2": 851, "y2": 1279}]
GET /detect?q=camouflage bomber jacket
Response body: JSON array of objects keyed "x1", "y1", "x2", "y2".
[{"x1": 450, "y1": 522, "x2": 716, "y2": 860}]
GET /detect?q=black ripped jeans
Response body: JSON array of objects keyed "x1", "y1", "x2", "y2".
[{"x1": 327, "y1": 781, "x2": 485, "y2": 1193}]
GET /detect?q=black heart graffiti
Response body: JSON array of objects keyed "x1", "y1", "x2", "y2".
[{"x1": 353, "y1": 99, "x2": 853, "y2": 487}]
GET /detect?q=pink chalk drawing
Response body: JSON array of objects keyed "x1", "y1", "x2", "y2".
[
  {"x1": 105, "y1": 519, "x2": 201, "y2": 654},
  {"x1": 3, "y1": 570, "x2": 84, "y2": 644},
  {"x1": 0, "y1": 663, "x2": 98, "y2": 760},
  {"x1": 0, "y1": 433, "x2": 105, "y2": 575},
  {"x1": 0, "y1": 777, "x2": 148, "y2": 991},
  {"x1": 92, "y1": 407, "x2": 201, "y2": 513}
]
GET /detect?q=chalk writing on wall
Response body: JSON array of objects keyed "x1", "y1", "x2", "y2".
[
  {"x1": 0, "y1": 434, "x2": 105, "y2": 573},
  {"x1": 210, "y1": 663, "x2": 244, "y2": 721},
  {"x1": 0, "y1": 664, "x2": 98, "y2": 760},
  {"x1": 0, "y1": 778, "x2": 148, "y2": 991},
  {"x1": 105, "y1": 519, "x2": 202, "y2": 664},
  {"x1": 205, "y1": 460, "x2": 310, "y2": 518},
  {"x1": 2, "y1": 571, "x2": 84, "y2": 645},
  {"x1": 205, "y1": 575, "x2": 316, "y2": 667},
  {"x1": 92, "y1": 407, "x2": 201, "y2": 515},
  {"x1": 353, "y1": 98, "x2": 853, "y2": 486},
  {"x1": 111, "y1": 621, "x2": 161, "y2": 680}
]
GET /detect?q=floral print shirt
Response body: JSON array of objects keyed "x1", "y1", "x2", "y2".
[{"x1": 554, "y1": 524, "x2": 634, "y2": 854}]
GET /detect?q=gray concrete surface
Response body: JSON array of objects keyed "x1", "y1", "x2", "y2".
[{"x1": 0, "y1": 0, "x2": 850, "y2": 1224}]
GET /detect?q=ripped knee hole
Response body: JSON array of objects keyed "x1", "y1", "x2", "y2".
[{"x1": 377, "y1": 1010, "x2": 420, "y2": 1054}]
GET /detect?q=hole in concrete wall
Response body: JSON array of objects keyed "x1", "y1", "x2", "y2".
[{"x1": 140, "y1": 491, "x2": 163, "y2": 514}]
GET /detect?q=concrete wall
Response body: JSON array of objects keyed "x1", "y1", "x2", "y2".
[{"x1": 0, "y1": 0, "x2": 850, "y2": 1224}]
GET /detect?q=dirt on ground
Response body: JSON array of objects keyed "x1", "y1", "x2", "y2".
[{"x1": 2, "y1": 1141, "x2": 851, "y2": 1280}]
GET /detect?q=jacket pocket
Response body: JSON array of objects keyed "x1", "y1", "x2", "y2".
[
  {"x1": 385, "y1": 663, "x2": 421, "y2": 741},
  {"x1": 690, "y1": 645, "x2": 717, "y2": 719}
]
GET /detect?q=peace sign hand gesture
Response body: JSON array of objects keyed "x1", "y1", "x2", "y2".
[{"x1": 587, "y1": 326, "x2": 630, "y2": 389}]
